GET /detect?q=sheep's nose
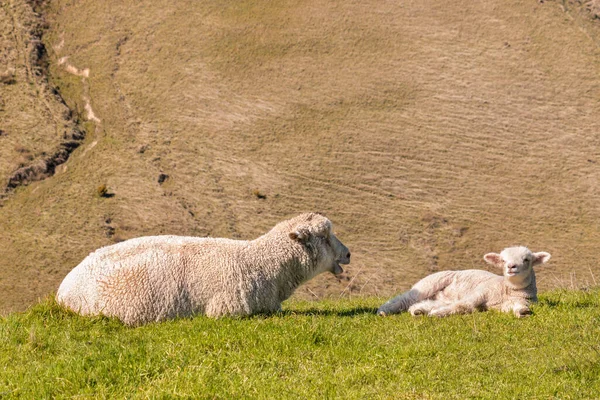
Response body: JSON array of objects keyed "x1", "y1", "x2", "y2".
[{"x1": 338, "y1": 250, "x2": 351, "y2": 264}]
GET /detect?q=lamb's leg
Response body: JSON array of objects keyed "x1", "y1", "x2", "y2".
[
  {"x1": 378, "y1": 288, "x2": 421, "y2": 316},
  {"x1": 408, "y1": 299, "x2": 446, "y2": 316},
  {"x1": 501, "y1": 300, "x2": 532, "y2": 318},
  {"x1": 377, "y1": 271, "x2": 456, "y2": 316},
  {"x1": 429, "y1": 293, "x2": 486, "y2": 317}
]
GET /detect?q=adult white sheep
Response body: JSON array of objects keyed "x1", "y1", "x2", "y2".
[
  {"x1": 377, "y1": 246, "x2": 551, "y2": 318},
  {"x1": 57, "y1": 213, "x2": 351, "y2": 325}
]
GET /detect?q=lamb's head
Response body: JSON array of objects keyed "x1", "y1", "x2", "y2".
[
  {"x1": 288, "y1": 213, "x2": 351, "y2": 275},
  {"x1": 483, "y1": 246, "x2": 551, "y2": 288}
]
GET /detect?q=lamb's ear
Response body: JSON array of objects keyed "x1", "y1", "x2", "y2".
[
  {"x1": 532, "y1": 252, "x2": 551, "y2": 266},
  {"x1": 483, "y1": 253, "x2": 503, "y2": 267},
  {"x1": 289, "y1": 228, "x2": 310, "y2": 242}
]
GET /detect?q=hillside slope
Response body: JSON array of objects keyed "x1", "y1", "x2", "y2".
[{"x1": 1, "y1": 0, "x2": 600, "y2": 312}]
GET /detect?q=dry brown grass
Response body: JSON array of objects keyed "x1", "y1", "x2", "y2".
[{"x1": 1, "y1": 0, "x2": 599, "y2": 313}]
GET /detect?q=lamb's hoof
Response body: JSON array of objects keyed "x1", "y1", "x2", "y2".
[
  {"x1": 377, "y1": 310, "x2": 387, "y2": 317},
  {"x1": 516, "y1": 308, "x2": 532, "y2": 318},
  {"x1": 410, "y1": 308, "x2": 425, "y2": 316}
]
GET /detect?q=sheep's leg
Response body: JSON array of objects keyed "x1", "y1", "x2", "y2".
[
  {"x1": 428, "y1": 306, "x2": 454, "y2": 317},
  {"x1": 501, "y1": 300, "x2": 532, "y2": 318},
  {"x1": 204, "y1": 293, "x2": 251, "y2": 317},
  {"x1": 378, "y1": 288, "x2": 422, "y2": 316},
  {"x1": 515, "y1": 306, "x2": 532, "y2": 318},
  {"x1": 258, "y1": 302, "x2": 283, "y2": 315},
  {"x1": 429, "y1": 293, "x2": 486, "y2": 317},
  {"x1": 408, "y1": 299, "x2": 446, "y2": 316},
  {"x1": 429, "y1": 302, "x2": 474, "y2": 317},
  {"x1": 377, "y1": 271, "x2": 456, "y2": 316}
]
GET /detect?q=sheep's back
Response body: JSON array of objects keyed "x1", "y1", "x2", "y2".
[
  {"x1": 437, "y1": 270, "x2": 502, "y2": 302},
  {"x1": 57, "y1": 235, "x2": 248, "y2": 324}
]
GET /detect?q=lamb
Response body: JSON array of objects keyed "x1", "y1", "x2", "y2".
[
  {"x1": 56, "y1": 213, "x2": 351, "y2": 325},
  {"x1": 377, "y1": 246, "x2": 551, "y2": 318}
]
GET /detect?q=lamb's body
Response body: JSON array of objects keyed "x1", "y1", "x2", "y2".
[
  {"x1": 378, "y1": 246, "x2": 551, "y2": 318},
  {"x1": 57, "y1": 213, "x2": 350, "y2": 325}
]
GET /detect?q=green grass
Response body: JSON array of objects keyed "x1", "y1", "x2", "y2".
[{"x1": 1, "y1": 290, "x2": 599, "y2": 399}]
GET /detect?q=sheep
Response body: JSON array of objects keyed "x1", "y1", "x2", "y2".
[
  {"x1": 377, "y1": 246, "x2": 551, "y2": 318},
  {"x1": 56, "y1": 213, "x2": 351, "y2": 325}
]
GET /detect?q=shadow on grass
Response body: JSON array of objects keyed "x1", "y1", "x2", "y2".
[
  {"x1": 280, "y1": 306, "x2": 378, "y2": 317},
  {"x1": 538, "y1": 298, "x2": 562, "y2": 308},
  {"x1": 539, "y1": 299, "x2": 598, "y2": 309},
  {"x1": 538, "y1": 290, "x2": 600, "y2": 309}
]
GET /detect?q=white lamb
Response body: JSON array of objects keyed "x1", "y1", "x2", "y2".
[
  {"x1": 57, "y1": 213, "x2": 351, "y2": 325},
  {"x1": 377, "y1": 246, "x2": 551, "y2": 318}
]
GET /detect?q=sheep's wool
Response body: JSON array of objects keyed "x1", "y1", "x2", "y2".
[
  {"x1": 377, "y1": 246, "x2": 551, "y2": 318},
  {"x1": 57, "y1": 213, "x2": 350, "y2": 325}
]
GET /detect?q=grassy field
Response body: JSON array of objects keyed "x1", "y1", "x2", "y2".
[{"x1": 1, "y1": 289, "x2": 599, "y2": 399}]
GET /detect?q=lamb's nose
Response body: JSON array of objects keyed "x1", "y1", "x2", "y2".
[{"x1": 347, "y1": 251, "x2": 351, "y2": 259}]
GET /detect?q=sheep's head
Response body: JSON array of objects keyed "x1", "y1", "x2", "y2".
[
  {"x1": 483, "y1": 246, "x2": 551, "y2": 287},
  {"x1": 288, "y1": 213, "x2": 351, "y2": 276}
]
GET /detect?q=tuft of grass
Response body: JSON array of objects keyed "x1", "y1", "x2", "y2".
[
  {"x1": 251, "y1": 188, "x2": 267, "y2": 200},
  {"x1": 95, "y1": 184, "x2": 108, "y2": 198},
  {"x1": 0, "y1": 68, "x2": 16, "y2": 85},
  {"x1": 1, "y1": 289, "x2": 599, "y2": 398},
  {"x1": 95, "y1": 184, "x2": 114, "y2": 198}
]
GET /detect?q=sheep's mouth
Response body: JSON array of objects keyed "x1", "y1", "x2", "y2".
[
  {"x1": 506, "y1": 270, "x2": 519, "y2": 277},
  {"x1": 332, "y1": 262, "x2": 344, "y2": 275}
]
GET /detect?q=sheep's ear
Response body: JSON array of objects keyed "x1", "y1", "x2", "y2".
[
  {"x1": 289, "y1": 228, "x2": 310, "y2": 242},
  {"x1": 313, "y1": 219, "x2": 332, "y2": 238},
  {"x1": 532, "y1": 252, "x2": 551, "y2": 266},
  {"x1": 483, "y1": 253, "x2": 503, "y2": 267}
]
